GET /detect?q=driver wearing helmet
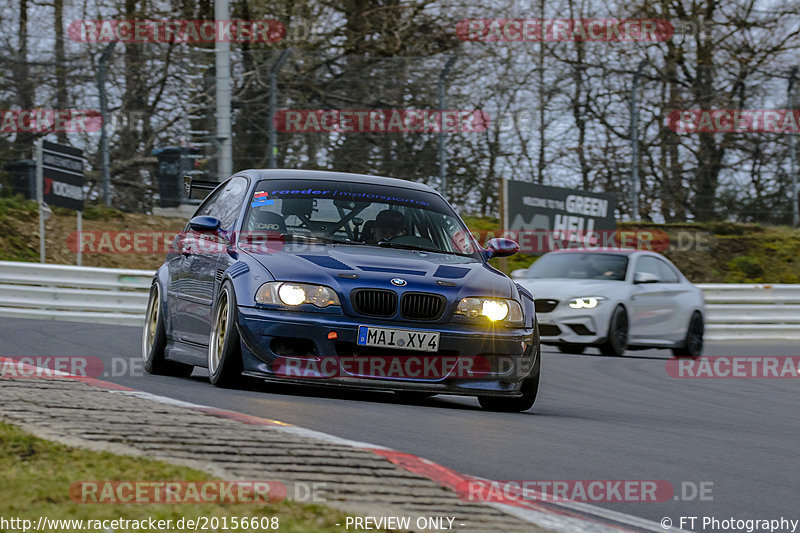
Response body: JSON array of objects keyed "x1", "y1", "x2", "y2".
[{"x1": 373, "y1": 209, "x2": 406, "y2": 241}]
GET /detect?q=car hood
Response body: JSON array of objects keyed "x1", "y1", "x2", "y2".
[
  {"x1": 241, "y1": 243, "x2": 515, "y2": 298},
  {"x1": 515, "y1": 278, "x2": 628, "y2": 300}
]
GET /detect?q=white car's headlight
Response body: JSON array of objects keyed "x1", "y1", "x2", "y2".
[
  {"x1": 568, "y1": 296, "x2": 606, "y2": 309},
  {"x1": 454, "y1": 297, "x2": 524, "y2": 325},
  {"x1": 255, "y1": 282, "x2": 340, "y2": 308}
]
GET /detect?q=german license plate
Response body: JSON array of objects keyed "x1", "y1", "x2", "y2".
[{"x1": 356, "y1": 326, "x2": 440, "y2": 352}]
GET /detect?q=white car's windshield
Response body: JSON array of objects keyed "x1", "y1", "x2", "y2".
[
  {"x1": 242, "y1": 179, "x2": 480, "y2": 258},
  {"x1": 527, "y1": 253, "x2": 629, "y2": 281}
]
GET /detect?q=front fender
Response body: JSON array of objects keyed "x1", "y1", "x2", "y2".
[
  {"x1": 223, "y1": 257, "x2": 275, "y2": 307},
  {"x1": 153, "y1": 264, "x2": 177, "y2": 338},
  {"x1": 516, "y1": 282, "x2": 536, "y2": 329}
]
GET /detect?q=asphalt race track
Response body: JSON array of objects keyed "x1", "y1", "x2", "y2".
[{"x1": 1, "y1": 316, "x2": 797, "y2": 529}]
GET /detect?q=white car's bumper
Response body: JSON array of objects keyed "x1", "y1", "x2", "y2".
[{"x1": 536, "y1": 300, "x2": 614, "y2": 345}]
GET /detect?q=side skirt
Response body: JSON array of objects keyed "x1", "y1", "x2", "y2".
[{"x1": 165, "y1": 340, "x2": 208, "y2": 367}]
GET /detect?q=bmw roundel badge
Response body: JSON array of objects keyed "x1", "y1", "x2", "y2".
[{"x1": 391, "y1": 278, "x2": 407, "y2": 286}]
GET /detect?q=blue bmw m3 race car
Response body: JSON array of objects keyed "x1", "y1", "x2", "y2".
[{"x1": 142, "y1": 169, "x2": 540, "y2": 412}]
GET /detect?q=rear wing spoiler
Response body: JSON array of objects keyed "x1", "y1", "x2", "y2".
[{"x1": 184, "y1": 175, "x2": 219, "y2": 200}]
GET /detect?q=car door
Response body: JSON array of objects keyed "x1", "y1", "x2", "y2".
[
  {"x1": 629, "y1": 256, "x2": 678, "y2": 342},
  {"x1": 164, "y1": 228, "x2": 187, "y2": 339},
  {"x1": 652, "y1": 258, "x2": 692, "y2": 341},
  {"x1": 176, "y1": 176, "x2": 248, "y2": 345},
  {"x1": 170, "y1": 187, "x2": 222, "y2": 342}
]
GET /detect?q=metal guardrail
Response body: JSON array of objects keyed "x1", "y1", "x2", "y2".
[
  {"x1": 0, "y1": 261, "x2": 153, "y2": 326},
  {"x1": 699, "y1": 283, "x2": 800, "y2": 340},
  {"x1": 1, "y1": 261, "x2": 800, "y2": 340}
]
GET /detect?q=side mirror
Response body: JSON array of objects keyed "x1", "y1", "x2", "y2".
[
  {"x1": 485, "y1": 238, "x2": 519, "y2": 259},
  {"x1": 634, "y1": 271, "x2": 660, "y2": 284},
  {"x1": 188, "y1": 215, "x2": 221, "y2": 232}
]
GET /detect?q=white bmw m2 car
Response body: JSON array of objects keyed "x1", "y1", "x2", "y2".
[{"x1": 512, "y1": 249, "x2": 705, "y2": 357}]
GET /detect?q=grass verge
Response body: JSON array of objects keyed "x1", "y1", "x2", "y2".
[{"x1": 0, "y1": 421, "x2": 371, "y2": 532}]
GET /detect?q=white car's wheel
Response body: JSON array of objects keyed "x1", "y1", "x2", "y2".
[
  {"x1": 600, "y1": 305, "x2": 628, "y2": 356},
  {"x1": 672, "y1": 312, "x2": 704, "y2": 358}
]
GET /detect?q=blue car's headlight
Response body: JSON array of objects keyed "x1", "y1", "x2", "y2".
[
  {"x1": 568, "y1": 296, "x2": 606, "y2": 309},
  {"x1": 255, "y1": 282, "x2": 341, "y2": 308},
  {"x1": 454, "y1": 297, "x2": 524, "y2": 325}
]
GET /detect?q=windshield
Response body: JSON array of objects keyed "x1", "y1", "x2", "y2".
[
  {"x1": 526, "y1": 253, "x2": 629, "y2": 281},
  {"x1": 241, "y1": 179, "x2": 480, "y2": 258}
]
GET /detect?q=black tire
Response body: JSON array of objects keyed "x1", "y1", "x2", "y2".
[
  {"x1": 600, "y1": 305, "x2": 628, "y2": 356},
  {"x1": 558, "y1": 344, "x2": 585, "y2": 354},
  {"x1": 672, "y1": 311, "x2": 704, "y2": 358},
  {"x1": 142, "y1": 283, "x2": 194, "y2": 377},
  {"x1": 208, "y1": 280, "x2": 244, "y2": 387},
  {"x1": 478, "y1": 350, "x2": 540, "y2": 413}
]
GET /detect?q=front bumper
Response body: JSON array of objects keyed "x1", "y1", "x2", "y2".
[
  {"x1": 536, "y1": 304, "x2": 613, "y2": 346},
  {"x1": 236, "y1": 306, "x2": 539, "y2": 397}
]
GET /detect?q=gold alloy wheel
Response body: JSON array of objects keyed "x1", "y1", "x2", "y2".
[
  {"x1": 209, "y1": 290, "x2": 229, "y2": 375},
  {"x1": 142, "y1": 285, "x2": 160, "y2": 361}
]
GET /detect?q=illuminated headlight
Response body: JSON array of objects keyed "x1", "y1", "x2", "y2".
[
  {"x1": 568, "y1": 297, "x2": 606, "y2": 309},
  {"x1": 255, "y1": 282, "x2": 340, "y2": 308},
  {"x1": 455, "y1": 297, "x2": 524, "y2": 325}
]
